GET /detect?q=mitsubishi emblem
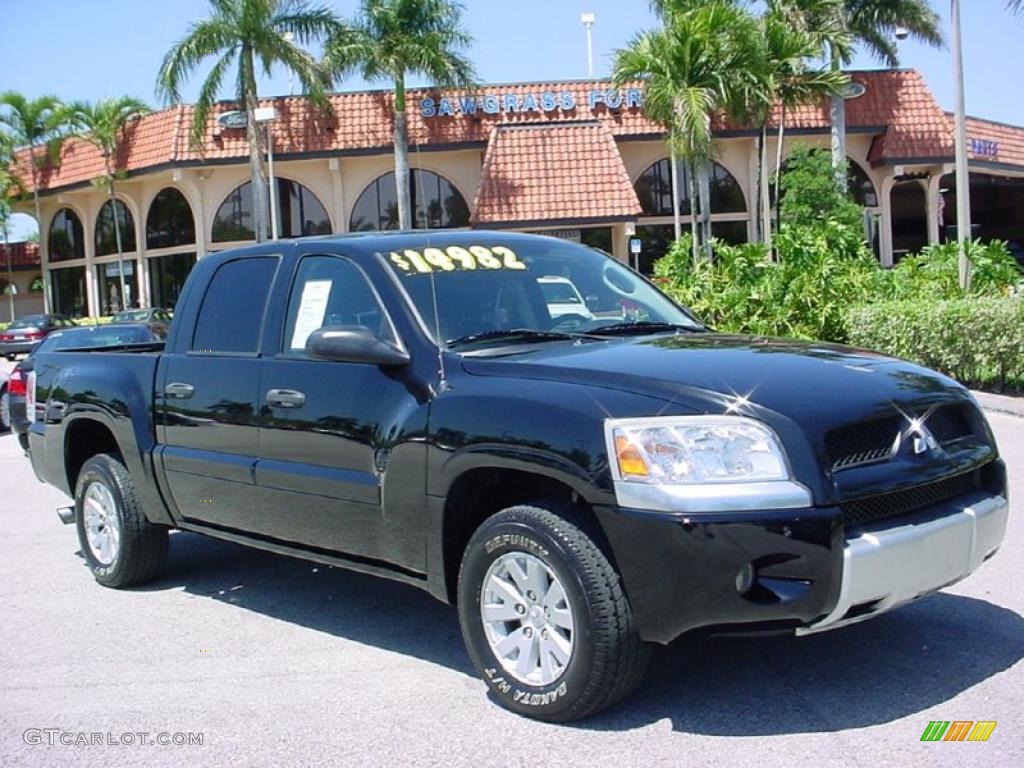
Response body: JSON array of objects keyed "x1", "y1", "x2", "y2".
[{"x1": 908, "y1": 421, "x2": 939, "y2": 455}]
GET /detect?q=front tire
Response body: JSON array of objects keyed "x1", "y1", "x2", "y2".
[
  {"x1": 74, "y1": 453, "x2": 168, "y2": 588},
  {"x1": 458, "y1": 504, "x2": 650, "y2": 722}
]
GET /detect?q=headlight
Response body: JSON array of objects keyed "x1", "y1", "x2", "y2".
[{"x1": 604, "y1": 416, "x2": 811, "y2": 513}]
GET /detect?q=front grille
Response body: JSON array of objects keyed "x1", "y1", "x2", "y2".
[
  {"x1": 840, "y1": 471, "x2": 978, "y2": 528},
  {"x1": 826, "y1": 416, "x2": 901, "y2": 471},
  {"x1": 926, "y1": 405, "x2": 973, "y2": 445},
  {"x1": 825, "y1": 404, "x2": 977, "y2": 472}
]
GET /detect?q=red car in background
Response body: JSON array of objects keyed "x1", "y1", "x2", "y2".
[{"x1": 0, "y1": 314, "x2": 77, "y2": 360}]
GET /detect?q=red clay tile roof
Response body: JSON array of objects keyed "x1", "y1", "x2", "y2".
[
  {"x1": 0, "y1": 241, "x2": 41, "y2": 270},
  {"x1": 10, "y1": 70, "x2": 1021, "y2": 196},
  {"x1": 471, "y1": 121, "x2": 641, "y2": 226},
  {"x1": 857, "y1": 70, "x2": 956, "y2": 165},
  {"x1": 951, "y1": 115, "x2": 1024, "y2": 168}
]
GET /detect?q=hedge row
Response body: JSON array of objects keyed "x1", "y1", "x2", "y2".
[{"x1": 845, "y1": 297, "x2": 1024, "y2": 392}]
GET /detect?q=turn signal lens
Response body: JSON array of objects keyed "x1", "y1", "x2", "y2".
[{"x1": 614, "y1": 435, "x2": 649, "y2": 477}]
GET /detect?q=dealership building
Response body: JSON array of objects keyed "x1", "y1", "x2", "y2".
[{"x1": 4, "y1": 68, "x2": 1024, "y2": 318}]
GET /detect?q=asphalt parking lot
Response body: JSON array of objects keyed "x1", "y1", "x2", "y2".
[{"x1": 1, "y1": 355, "x2": 1021, "y2": 767}]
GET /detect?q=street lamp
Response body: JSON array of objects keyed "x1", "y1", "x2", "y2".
[
  {"x1": 254, "y1": 106, "x2": 279, "y2": 241},
  {"x1": 951, "y1": 0, "x2": 972, "y2": 290},
  {"x1": 581, "y1": 12, "x2": 596, "y2": 79}
]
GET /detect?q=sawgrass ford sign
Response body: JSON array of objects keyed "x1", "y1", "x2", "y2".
[{"x1": 419, "y1": 88, "x2": 645, "y2": 118}]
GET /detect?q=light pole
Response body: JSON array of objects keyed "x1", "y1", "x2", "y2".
[
  {"x1": 254, "y1": 106, "x2": 279, "y2": 241},
  {"x1": 581, "y1": 13, "x2": 596, "y2": 79},
  {"x1": 951, "y1": 0, "x2": 972, "y2": 290}
]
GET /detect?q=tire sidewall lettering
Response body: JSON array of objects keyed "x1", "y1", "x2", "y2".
[{"x1": 465, "y1": 520, "x2": 595, "y2": 716}]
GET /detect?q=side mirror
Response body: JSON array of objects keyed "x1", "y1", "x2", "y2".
[{"x1": 306, "y1": 326, "x2": 410, "y2": 367}]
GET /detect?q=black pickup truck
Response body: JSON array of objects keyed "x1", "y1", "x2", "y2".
[{"x1": 24, "y1": 232, "x2": 1008, "y2": 721}]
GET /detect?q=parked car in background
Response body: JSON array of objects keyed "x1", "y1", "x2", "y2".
[
  {"x1": 9, "y1": 323, "x2": 168, "y2": 451},
  {"x1": 112, "y1": 307, "x2": 172, "y2": 325},
  {"x1": 0, "y1": 315, "x2": 77, "y2": 360},
  {"x1": 111, "y1": 308, "x2": 173, "y2": 336},
  {"x1": 537, "y1": 275, "x2": 594, "y2": 321}
]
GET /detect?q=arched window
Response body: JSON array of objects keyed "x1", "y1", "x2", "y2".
[
  {"x1": 95, "y1": 199, "x2": 137, "y2": 256},
  {"x1": 29, "y1": 274, "x2": 44, "y2": 293},
  {"x1": 847, "y1": 161, "x2": 878, "y2": 207},
  {"x1": 48, "y1": 208, "x2": 85, "y2": 262},
  {"x1": 147, "y1": 188, "x2": 196, "y2": 249},
  {"x1": 212, "y1": 178, "x2": 332, "y2": 242},
  {"x1": 349, "y1": 169, "x2": 470, "y2": 231},
  {"x1": 634, "y1": 159, "x2": 746, "y2": 216}
]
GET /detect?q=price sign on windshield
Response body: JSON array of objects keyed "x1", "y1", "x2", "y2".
[{"x1": 388, "y1": 246, "x2": 528, "y2": 275}]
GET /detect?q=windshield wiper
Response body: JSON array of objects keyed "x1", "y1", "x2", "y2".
[
  {"x1": 587, "y1": 321, "x2": 703, "y2": 336},
  {"x1": 446, "y1": 328, "x2": 584, "y2": 348}
]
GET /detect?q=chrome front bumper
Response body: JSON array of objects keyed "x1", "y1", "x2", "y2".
[{"x1": 796, "y1": 493, "x2": 1008, "y2": 635}]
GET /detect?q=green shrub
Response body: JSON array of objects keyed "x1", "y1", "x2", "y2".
[
  {"x1": 655, "y1": 217, "x2": 883, "y2": 342},
  {"x1": 845, "y1": 298, "x2": 1024, "y2": 392},
  {"x1": 886, "y1": 240, "x2": 1023, "y2": 300}
]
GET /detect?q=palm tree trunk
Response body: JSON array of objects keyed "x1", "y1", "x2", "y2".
[
  {"x1": 4, "y1": 218, "x2": 13, "y2": 322},
  {"x1": 774, "y1": 104, "x2": 787, "y2": 256},
  {"x1": 242, "y1": 47, "x2": 268, "y2": 243},
  {"x1": 105, "y1": 158, "x2": 127, "y2": 313},
  {"x1": 670, "y1": 155, "x2": 681, "y2": 240},
  {"x1": 697, "y1": 160, "x2": 712, "y2": 260},
  {"x1": 393, "y1": 74, "x2": 412, "y2": 230},
  {"x1": 687, "y1": 159, "x2": 699, "y2": 265},
  {"x1": 31, "y1": 161, "x2": 50, "y2": 314},
  {"x1": 759, "y1": 124, "x2": 771, "y2": 249},
  {"x1": 828, "y1": 44, "x2": 846, "y2": 187}
]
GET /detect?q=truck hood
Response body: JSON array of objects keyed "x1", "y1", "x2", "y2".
[{"x1": 458, "y1": 333, "x2": 974, "y2": 440}]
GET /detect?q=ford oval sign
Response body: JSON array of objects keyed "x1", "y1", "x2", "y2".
[{"x1": 216, "y1": 110, "x2": 248, "y2": 129}]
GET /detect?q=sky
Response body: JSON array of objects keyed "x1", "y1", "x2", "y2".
[{"x1": 1, "y1": 0, "x2": 1021, "y2": 239}]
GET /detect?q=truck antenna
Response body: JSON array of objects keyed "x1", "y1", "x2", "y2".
[{"x1": 415, "y1": 141, "x2": 447, "y2": 391}]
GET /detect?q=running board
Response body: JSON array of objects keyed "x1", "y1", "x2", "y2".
[{"x1": 56, "y1": 506, "x2": 75, "y2": 525}]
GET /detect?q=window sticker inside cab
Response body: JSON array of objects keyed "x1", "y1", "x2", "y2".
[{"x1": 388, "y1": 246, "x2": 528, "y2": 275}]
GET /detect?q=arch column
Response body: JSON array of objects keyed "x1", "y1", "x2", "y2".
[
  {"x1": 879, "y1": 174, "x2": 897, "y2": 267},
  {"x1": 926, "y1": 171, "x2": 946, "y2": 245},
  {"x1": 134, "y1": 193, "x2": 151, "y2": 308},
  {"x1": 329, "y1": 158, "x2": 346, "y2": 234},
  {"x1": 82, "y1": 203, "x2": 99, "y2": 318}
]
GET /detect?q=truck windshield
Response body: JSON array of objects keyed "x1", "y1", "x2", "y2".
[{"x1": 383, "y1": 238, "x2": 702, "y2": 347}]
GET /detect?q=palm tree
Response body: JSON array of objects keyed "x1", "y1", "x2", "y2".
[
  {"x1": 158, "y1": 0, "x2": 343, "y2": 243},
  {"x1": 323, "y1": 0, "x2": 475, "y2": 230},
  {"x1": 743, "y1": 1, "x2": 847, "y2": 247},
  {"x1": 67, "y1": 98, "x2": 150, "y2": 312},
  {"x1": 616, "y1": 0, "x2": 763, "y2": 259},
  {"x1": 0, "y1": 93, "x2": 69, "y2": 313},
  {"x1": 779, "y1": 0, "x2": 943, "y2": 177}
]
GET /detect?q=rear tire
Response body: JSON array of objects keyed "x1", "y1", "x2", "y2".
[
  {"x1": 74, "y1": 453, "x2": 168, "y2": 588},
  {"x1": 0, "y1": 388, "x2": 10, "y2": 432},
  {"x1": 458, "y1": 504, "x2": 650, "y2": 722}
]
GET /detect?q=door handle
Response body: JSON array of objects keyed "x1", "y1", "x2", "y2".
[
  {"x1": 164, "y1": 382, "x2": 195, "y2": 399},
  {"x1": 266, "y1": 388, "x2": 306, "y2": 409}
]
